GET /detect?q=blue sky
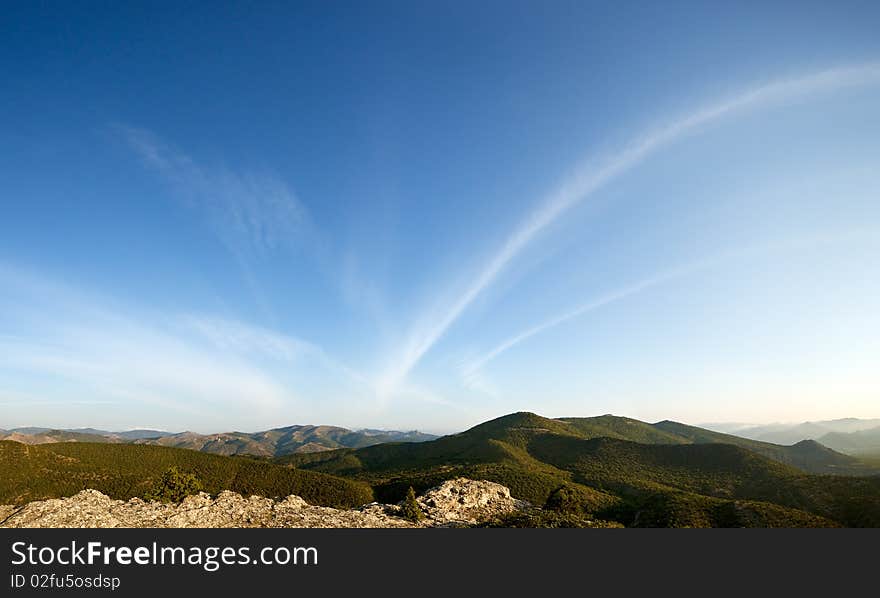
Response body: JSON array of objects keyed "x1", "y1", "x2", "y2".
[{"x1": 2, "y1": 2, "x2": 880, "y2": 433}]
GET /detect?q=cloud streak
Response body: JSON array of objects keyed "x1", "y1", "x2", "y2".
[
  {"x1": 118, "y1": 126, "x2": 315, "y2": 322},
  {"x1": 460, "y1": 269, "x2": 686, "y2": 384},
  {"x1": 380, "y1": 62, "x2": 880, "y2": 394},
  {"x1": 460, "y1": 227, "x2": 880, "y2": 389},
  {"x1": 119, "y1": 125, "x2": 309, "y2": 257},
  {"x1": 118, "y1": 125, "x2": 395, "y2": 332},
  {"x1": 0, "y1": 264, "x2": 367, "y2": 428}
]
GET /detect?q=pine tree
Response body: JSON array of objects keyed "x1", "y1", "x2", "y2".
[{"x1": 400, "y1": 486, "x2": 424, "y2": 522}]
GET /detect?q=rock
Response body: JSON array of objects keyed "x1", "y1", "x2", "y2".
[
  {"x1": 0, "y1": 478, "x2": 527, "y2": 528},
  {"x1": 416, "y1": 478, "x2": 521, "y2": 525},
  {"x1": 0, "y1": 505, "x2": 17, "y2": 523}
]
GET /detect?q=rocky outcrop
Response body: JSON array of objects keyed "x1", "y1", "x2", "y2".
[
  {"x1": 0, "y1": 478, "x2": 523, "y2": 528},
  {"x1": 416, "y1": 478, "x2": 524, "y2": 525}
]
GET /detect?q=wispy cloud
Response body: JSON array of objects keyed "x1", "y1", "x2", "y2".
[
  {"x1": 117, "y1": 125, "x2": 395, "y2": 331},
  {"x1": 119, "y1": 125, "x2": 309, "y2": 257},
  {"x1": 117, "y1": 125, "x2": 314, "y2": 322},
  {"x1": 459, "y1": 265, "x2": 699, "y2": 390},
  {"x1": 460, "y1": 228, "x2": 880, "y2": 391},
  {"x1": 182, "y1": 315, "x2": 315, "y2": 362},
  {"x1": 379, "y1": 63, "x2": 880, "y2": 395},
  {"x1": 457, "y1": 361, "x2": 501, "y2": 399},
  {"x1": 0, "y1": 264, "x2": 364, "y2": 427},
  {"x1": 0, "y1": 326, "x2": 292, "y2": 415},
  {"x1": 182, "y1": 314, "x2": 371, "y2": 387}
]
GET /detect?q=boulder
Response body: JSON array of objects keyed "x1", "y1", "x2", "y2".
[{"x1": 417, "y1": 478, "x2": 521, "y2": 525}]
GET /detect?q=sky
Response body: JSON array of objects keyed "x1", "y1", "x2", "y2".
[{"x1": 2, "y1": 1, "x2": 880, "y2": 434}]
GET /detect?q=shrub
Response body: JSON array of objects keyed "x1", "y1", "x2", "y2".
[
  {"x1": 400, "y1": 486, "x2": 424, "y2": 522},
  {"x1": 145, "y1": 467, "x2": 203, "y2": 503},
  {"x1": 545, "y1": 485, "x2": 587, "y2": 515}
]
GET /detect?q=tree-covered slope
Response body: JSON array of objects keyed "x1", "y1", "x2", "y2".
[
  {"x1": 283, "y1": 412, "x2": 880, "y2": 527},
  {"x1": 553, "y1": 415, "x2": 872, "y2": 475},
  {"x1": 558, "y1": 415, "x2": 688, "y2": 444},
  {"x1": 0, "y1": 440, "x2": 373, "y2": 508},
  {"x1": 280, "y1": 413, "x2": 618, "y2": 511}
]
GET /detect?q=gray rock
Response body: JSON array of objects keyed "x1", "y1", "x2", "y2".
[
  {"x1": 0, "y1": 478, "x2": 527, "y2": 528},
  {"x1": 416, "y1": 478, "x2": 521, "y2": 525}
]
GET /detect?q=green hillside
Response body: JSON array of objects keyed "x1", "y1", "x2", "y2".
[
  {"x1": 282, "y1": 412, "x2": 880, "y2": 527},
  {"x1": 280, "y1": 412, "x2": 618, "y2": 512},
  {"x1": 0, "y1": 440, "x2": 373, "y2": 508},
  {"x1": 551, "y1": 415, "x2": 870, "y2": 475},
  {"x1": 559, "y1": 415, "x2": 688, "y2": 444},
  {"x1": 454, "y1": 412, "x2": 873, "y2": 476},
  {"x1": 650, "y1": 420, "x2": 872, "y2": 475},
  {"x1": 525, "y1": 434, "x2": 880, "y2": 525}
]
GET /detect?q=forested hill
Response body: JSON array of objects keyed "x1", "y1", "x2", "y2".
[
  {"x1": 281, "y1": 412, "x2": 880, "y2": 527},
  {"x1": 0, "y1": 440, "x2": 373, "y2": 508}
]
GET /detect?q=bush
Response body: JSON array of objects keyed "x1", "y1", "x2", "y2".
[
  {"x1": 145, "y1": 467, "x2": 203, "y2": 503},
  {"x1": 545, "y1": 485, "x2": 586, "y2": 515},
  {"x1": 400, "y1": 486, "x2": 424, "y2": 522}
]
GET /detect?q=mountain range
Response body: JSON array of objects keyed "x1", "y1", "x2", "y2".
[
  {"x1": 10, "y1": 416, "x2": 880, "y2": 460},
  {"x1": 0, "y1": 425, "x2": 437, "y2": 456},
  {"x1": 703, "y1": 418, "x2": 880, "y2": 456},
  {"x1": 4, "y1": 412, "x2": 880, "y2": 527}
]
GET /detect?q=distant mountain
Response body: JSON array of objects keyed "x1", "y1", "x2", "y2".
[
  {"x1": 4, "y1": 426, "x2": 155, "y2": 438},
  {"x1": 357, "y1": 429, "x2": 437, "y2": 443},
  {"x1": 7, "y1": 427, "x2": 54, "y2": 435},
  {"x1": 66, "y1": 428, "x2": 115, "y2": 436},
  {"x1": 115, "y1": 429, "x2": 170, "y2": 440},
  {"x1": 703, "y1": 418, "x2": 880, "y2": 446},
  {"x1": 0, "y1": 425, "x2": 437, "y2": 456},
  {"x1": 133, "y1": 425, "x2": 437, "y2": 456},
  {"x1": 650, "y1": 421, "x2": 870, "y2": 475},
  {"x1": 0, "y1": 429, "x2": 117, "y2": 445},
  {"x1": 282, "y1": 412, "x2": 880, "y2": 527},
  {"x1": 817, "y1": 427, "x2": 880, "y2": 456}
]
